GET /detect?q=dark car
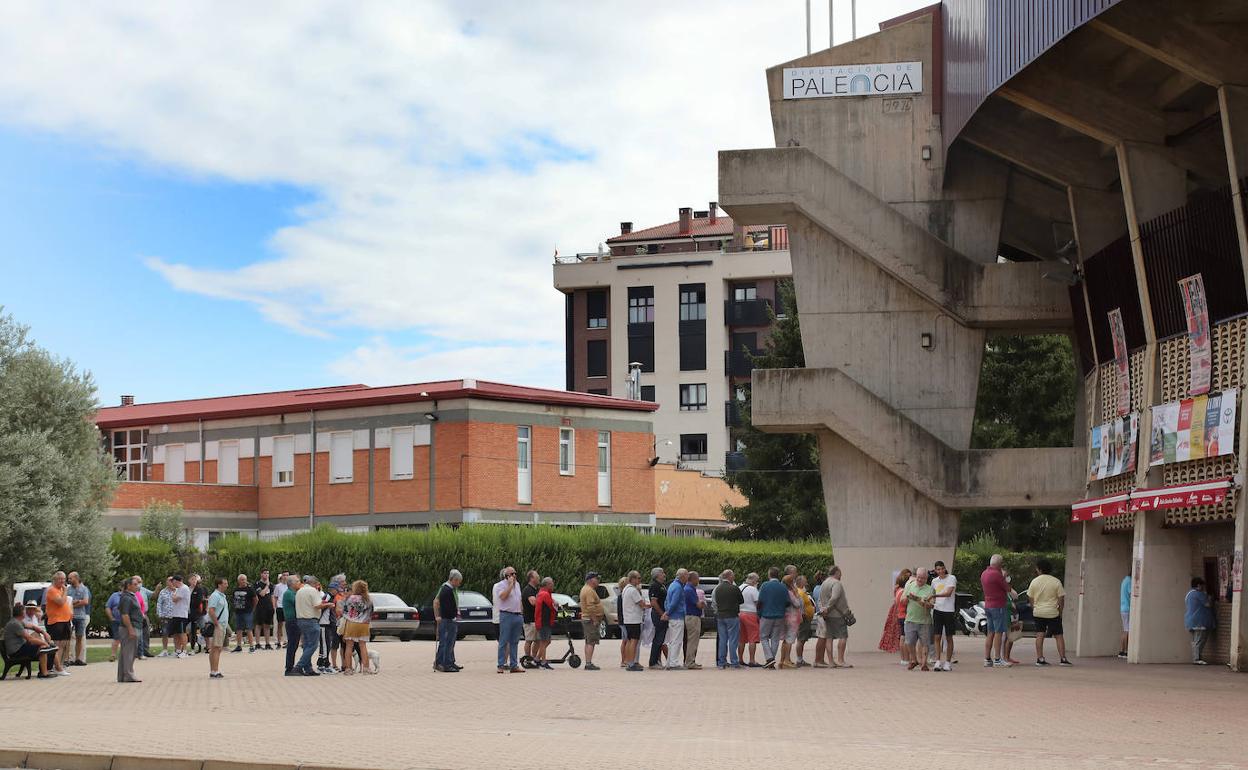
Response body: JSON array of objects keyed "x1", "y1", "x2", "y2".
[
  {"x1": 552, "y1": 592, "x2": 583, "y2": 638},
  {"x1": 415, "y1": 589, "x2": 497, "y2": 640},
  {"x1": 1013, "y1": 590, "x2": 1037, "y2": 633}
]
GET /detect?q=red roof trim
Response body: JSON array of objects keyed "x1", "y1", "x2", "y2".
[
  {"x1": 607, "y1": 216, "x2": 771, "y2": 244},
  {"x1": 95, "y1": 379, "x2": 657, "y2": 429}
]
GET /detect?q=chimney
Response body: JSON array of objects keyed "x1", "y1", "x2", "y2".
[
  {"x1": 731, "y1": 222, "x2": 745, "y2": 251},
  {"x1": 120, "y1": 395, "x2": 135, "y2": 406},
  {"x1": 709, "y1": 202, "x2": 718, "y2": 224},
  {"x1": 620, "y1": 221, "x2": 633, "y2": 235},
  {"x1": 678, "y1": 207, "x2": 692, "y2": 235}
]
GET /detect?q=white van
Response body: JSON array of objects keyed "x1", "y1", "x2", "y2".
[{"x1": 11, "y1": 582, "x2": 51, "y2": 610}]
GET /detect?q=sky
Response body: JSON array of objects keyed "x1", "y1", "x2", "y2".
[{"x1": 0, "y1": 0, "x2": 925, "y2": 405}]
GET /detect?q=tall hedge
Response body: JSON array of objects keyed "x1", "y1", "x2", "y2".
[
  {"x1": 205, "y1": 525, "x2": 835, "y2": 605},
  {"x1": 953, "y1": 550, "x2": 1066, "y2": 600},
  {"x1": 86, "y1": 533, "x2": 183, "y2": 632}
]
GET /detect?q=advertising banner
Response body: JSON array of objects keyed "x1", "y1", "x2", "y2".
[
  {"x1": 1088, "y1": 412, "x2": 1138, "y2": 481},
  {"x1": 1179, "y1": 274, "x2": 1212, "y2": 396},
  {"x1": 1127, "y1": 478, "x2": 1231, "y2": 512},
  {"x1": 1070, "y1": 493, "x2": 1130, "y2": 522},
  {"x1": 1108, "y1": 308, "x2": 1130, "y2": 416},
  {"x1": 1148, "y1": 388, "x2": 1237, "y2": 466}
]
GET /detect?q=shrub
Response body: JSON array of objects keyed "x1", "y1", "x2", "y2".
[
  {"x1": 953, "y1": 549, "x2": 1066, "y2": 600},
  {"x1": 86, "y1": 533, "x2": 182, "y2": 632},
  {"x1": 206, "y1": 525, "x2": 835, "y2": 605}
]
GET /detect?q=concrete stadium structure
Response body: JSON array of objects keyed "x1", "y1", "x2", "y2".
[{"x1": 721, "y1": 0, "x2": 1248, "y2": 666}]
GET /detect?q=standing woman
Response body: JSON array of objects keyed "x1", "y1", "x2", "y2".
[
  {"x1": 616, "y1": 575, "x2": 631, "y2": 668},
  {"x1": 779, "y1": 575, "x2": 801, "y2": 669},
  {"x1": 340, "y1": 580, "x2": 375, "y2": 675},
  {"x1": 878, "y1": 570, "x2": 910, "y2": 661}
]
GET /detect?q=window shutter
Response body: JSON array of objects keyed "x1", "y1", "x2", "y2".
[{"x1": 390, "y1": 427, "x2": 414, "y2": 480}]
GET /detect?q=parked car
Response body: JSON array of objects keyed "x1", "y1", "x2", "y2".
[
  {"x1": 415, "y1": 589, "x2": 497, "y2": 640},
  {"x1": 1013, "y1": 590, "x2": 1037, "y2": 633},
  {"x1": 366, "y1": 592, "x2": 420, "y2": 641},
  {"x1": 11, "y1": 582, "x2": 49, "y2": 609},
  {"x1": 552, "y1": 592, "x2": 583, "y2": 637}
]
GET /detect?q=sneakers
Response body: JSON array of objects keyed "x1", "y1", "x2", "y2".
[
  {"x1": 984, "y1": 659, "x2": 993, "y2": 667},
  {"x1": 687, "y1": 662, "x2": 703, "y2": 670},
  {"x1": 993, "y1": 659, "x2": 1011, "y2": 667},
  {"x1": 264, "y1": 644, "x2": 274, "y2": 651},
  {"x1": 626, "y1": 663, "x2": 644, "y2": 672},
  {"x1": 762, "y1": 659, "x2": 776, "y2": 670},
  {"x1": 249, "y1": 646, "x2": 256, "y2": 654},
  {"x1": 584, "y1": 663, "x2": 600, "y2": 671},
  {"x1": 1117, "y1": 651, "x2": 1128, "y2": 659},
  {"x1": 57, "y1": 669, "x2": 71, "y2": 676},
  {"x1": 813, "y1": 662, "x2": 829, "y2": 669},
  {"x1": 230, "y1": 646, "x2": 242, "y2": 654},
  {"x1": 1059, "y1": 658, "x2": 1073, "y2": 666},
  {"x1": 209, "y1": 672, "x2": 223, "y2": 679},
  {"x1": 539, "y1": 661, "x2": 553, "y2": 670},
  {"x1": 933, "y1": 663, "x2": 944, "y2": 672},
  {"x1": 942, "y1": 661, "x2": 953, "y2": 671},
  {"x1": 1035, "y1": 658, "x2": 1050, "y2": 667},
  {"x1": 157, "y1": 651, "x2": 172, "y2": 658},
  {"x1": 795, "y1": 660, "x2": 810, "y2": 668},
  {"x1": 666, "y1": 664, "x2": 685, "y2": 671},
  {"x1": 1194, "y1": 659, "x2": 1209, "y2": 665},
  {"x1": 175, "y1": 651, "x2": 188, "y2": 659}
]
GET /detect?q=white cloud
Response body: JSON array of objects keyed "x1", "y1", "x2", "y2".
[
  {"x1": 0, "y1": 0, "x2": 926, "y2": 383},
  {"x1": 328, "y1": 338, "x2": 566, "y2": 391}
]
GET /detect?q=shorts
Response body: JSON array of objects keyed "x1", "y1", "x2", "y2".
[
  {"x1": 1121, "y1": 612, "x2": 1130, "y2": 632},
  {"x1": 110, "y1": 621, "x2": 122, "y2": 640},
  {"x1": 985, "y1": 606, "x2": 1009, "y2": 634},
  {"x1": 816, "y1": 615, "x2": 848, "y2": 640},
  {"x1": 71, "y1": 617, "x2": 88, "y2": 637},
  {"x1": 235, "y1": 611, "x2": 254, "y2": 631},
  {"x1": 10, "y1": 641, "x2": 44, "y2": 661},
  {"x1": 624, "y1": 623, "x2": 641, "y2": 640},
  {"x1": 797, "y1": 618, "x2": 813, "y2": 642},
  {"x1": 903, "y1": 621, "x2": 932, "y2": 647},
  {"x1": 1034, "y1": 616, "x2": 1064, "y2": 637},
  {"x1": 932, "y1": 609, "x2": 958, "y2": 637},
  {"x1": 165, "y1": 617, "x2": 187, "y2": 635},
  {"x1": 581, "y1": 619, "x2": 601, "y2": 644},
  {"x1": 537, "y1": 626, "x2": 552, "y2": 641},
  {"x1": 739, "y1": 612, "x2": 760, "y2": 643},
  {"x1": 523, "y1": 622, "x2": 537, "y2": 642},
  {"x1": 275, "y1": 608, "x2": 285, "y2": 623},
  {"x1": 48, "y1": 621, "x2": 71, "y2": 641}
]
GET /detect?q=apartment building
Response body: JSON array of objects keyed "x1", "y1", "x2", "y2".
[
  {"x1": 553, "y1": 202, "x2": 792, "y2": 473},
  {"x1": 95, "y1": 379, "x2": 657, "y2": 547}
]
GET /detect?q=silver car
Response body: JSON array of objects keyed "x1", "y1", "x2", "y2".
[{"x1": 367, "y1": 592, "x2": 421, "y2": 641}]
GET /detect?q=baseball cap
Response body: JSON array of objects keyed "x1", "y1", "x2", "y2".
[{"x1": 585, "y1": 571, "x2": 600, "y2": 581}]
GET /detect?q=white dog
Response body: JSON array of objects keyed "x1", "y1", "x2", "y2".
[{"x1": 352, "y1": 650, "x2": 381, "y2": 673}]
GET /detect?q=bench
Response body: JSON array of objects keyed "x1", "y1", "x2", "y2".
[{"x1": 1, "y1": 644, "x2": 35, "y2": 680}]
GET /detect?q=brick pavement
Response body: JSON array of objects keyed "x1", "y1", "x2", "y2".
[{"x1": 1, "y1": 638, "x2": 1245, "y2": 769}]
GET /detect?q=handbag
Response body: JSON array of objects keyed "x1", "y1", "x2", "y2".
[{"x1": 843, "y1": 609, "x2": 857, "y2": 627}]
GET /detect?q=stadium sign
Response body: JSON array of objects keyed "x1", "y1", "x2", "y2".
[{"x1": 783, "y1": 61, "x2": 922, "y2": 99}]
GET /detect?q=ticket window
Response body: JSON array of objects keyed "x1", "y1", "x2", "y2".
[{"x1": 1203, "y1": 558, "x2": 1220, "y2": 603}]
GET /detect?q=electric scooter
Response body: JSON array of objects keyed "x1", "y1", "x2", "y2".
[{"x1": 519, "y1": 607, "x2": 581, "y2": 669}]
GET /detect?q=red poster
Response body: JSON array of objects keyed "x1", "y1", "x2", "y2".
[
  {"x1": 1179, "y1": 274, "x2": 1212, "y2": 396},
  {"x1": 1108, "y1": 308, "x2": 1130, "y2": 415}
]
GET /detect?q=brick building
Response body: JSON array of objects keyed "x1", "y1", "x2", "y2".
[{"x1": 95, "y1": 379, "x2": 658, "y2": 547}]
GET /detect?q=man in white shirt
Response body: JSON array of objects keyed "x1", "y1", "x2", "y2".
[
  {"x1": 738, "y1": 573, "x2": 761, "y2": 667},
  {"x1": 272, "y1": 572, "x2": 289, "y2": 648},
  {"x1": 930, "y1": 561, "x2": 958, "y2": 672},
  {"x1": 170, "y1": 574, "x2": 192, "y2": 658},
  {"x1": 620, "y1": 571, "x2": 647, "y2": 672},
  {"x1": 492, "y1": 566, "x2": 524, "y2": 674}
]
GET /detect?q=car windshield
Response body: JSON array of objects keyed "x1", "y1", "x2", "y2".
[
  {"x1": 370, "y1": 593, "x2": 406, "y2": 608},
  {"x1": 553, "y1": 593, "x2": 576, "y2": 606},
  {"x1": 458, "y1": 591, "x2": 490, "y2": 607}
]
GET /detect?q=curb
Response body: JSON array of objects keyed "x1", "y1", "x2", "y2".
[{"x1": 0, "y1": 751, "x2": 372, "y2": 770}]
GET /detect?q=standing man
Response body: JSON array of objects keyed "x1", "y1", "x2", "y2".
[
  {"x1": 1184, "y1": 577, "x2": 1215, "y2": 665},
  {"x1": 188, "y1": 574, "x2": 207, "y2": 654},
  {"x1": 621, "y1": 571, "x2": 647, "y2": 672},
  {"x1": 1119, "y1": 573, "x2": 1132, "y2": 659},
  {"x1": 154, "y1": 577, "x2": 175, "y2": 657},
  {"x1": 273, "y1": 571, "x2": 289, "y2": 649},
  {"x1": 647, "y1": 568, "x2": 668, "y2": 670},
  {"x1": 533, "y1": 577, "x2": 558, "y2": 670},
  {"x1": 254, "y1": 569, "x2": 275, "y2": 650},
  {"x1": 930, "y1": 561, "x2": 957, "y2": 672},
  {"x1": 817, "y1": 565, "x2": 851, "y2": 668},
  {"x1": 231, "y1": 574, "x2": 258, "y2": 653},
  {"x1": 578, "y1": 572, "x2": 605, "y2": 671},
  {"x1": 44, "y1": 571, "x2": 73, "y2": 676},
  {"x1": 133, "y1": 575, "x2": 154, "y2": 658},
  {"x1": 105, "y1": 583, "x2": 124, "y2": 662},
  {"x1": 116, "y1": 576, "x2": 143, "y2": 683},
  {"x1": 282, "y1": 574, "x2": 303, "y2": 675},
  {"x1": 712, "y1": 569, "x2": 743, "y2": 669},
  {"x1": 683, "y1": 571, "x2": 705, "y2": 669},
  {"x1": 757, "y1": 567, "x2": 788, "y2": 670},
  {"x1": 66, "y1": 571, "x2": 91, "y2": 666},
  {"x1": 205, "y1": 577, "x2": 230, "y2": 679},
  {"x1": 294, "y1": 574, "x2": 323, "y2": 676},
  {"x1": 168, "y1": 574, "x2": 192, "y2": 658},
  {"x1": 1029, "y1": 558, "x2": 1070, "y2": 667},
  {"x1": 521, "y1": 570, "x2": 540, "y2": 663},
  {"x1": 738, "y1": 572, "x2": 761, "y2": 667},
  {"x1": 980, "y1": 554, "x2": 1016, "y2": 668},
  {"x1": 661, "y1": 568, "x2": 688, "y2": 670},
  {"x1": 903, "y1": 566, "x2": 935, "y2": 671},
  {"x1": 493, "y1": 566, "x2": 524, "y2": 674},
  {"x1": 434, "y1": 569, "x2": 462, "y2": 673}
]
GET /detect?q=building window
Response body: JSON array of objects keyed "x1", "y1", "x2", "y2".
[
  {"x1": 628, "y1": 335, "x2": 654, "y2": 372},
  {"x1": 679, "y1": 331, "x2": 706, "y2": 371},
  {"x1": 680, "y1": 384, "x2": 707, "y2": 411},
  {"x1": 111, "y1": 429, "x2": 149, "y2": 481},
  {"x1": 517, "y1": 426, "x2": 532, "y2": 504},
  {"x1": 679, "y1": 434, "x2": 708, "y2": 462},
  {"x1": 588, "y1": 388, "x2": 608, "y2": 395},
  {"x1": 587, "y1": 339, "x2": 608, "y2": 378},
  {"x1": 597, "y1": 431, "x2": 611, "y2": 507},
  {"x1": 733, "y1": 283, "x2": 757, "y2": 302},
  {"x1": 559, "y1": 427, "x2": 575, "y2": 475},
  {"x1": 164, "y1": 443, "x2": 186, "y2": 483},
  {"x1": 640, "y1": 385, "x2": 656, "y2": 402},
  {"x1": 218, "y1": 440, "x2": 239, "y2": 485},
  {"x1": 679, "y1": 283, "x2": 706, "y2": 321},
  {"x1": 390, "y1": 426, "x2": 414, "y2": 480},
  {"x1": 329, "y1": 431, "x2": 353, "y2": 483},
  {"x1": 587, "y1": 290, "x2": 608, "y2": 329},
  {"x1": 273, "y1": 435, "x2": 295, "y2": 487},
  {"x1": 628, "y1": 286, "x2": 655, "y2": 324}
]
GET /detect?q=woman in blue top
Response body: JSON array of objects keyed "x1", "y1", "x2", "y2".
[{"x1": 1184, "y1": 578, "x2": 1216, "y2": 665}]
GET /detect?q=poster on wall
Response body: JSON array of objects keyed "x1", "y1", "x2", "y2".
[
  {"x1": 1179, "y1": 274, "x2": 1212, "y2": 396},
  {"x1": 1088, "y1": 412, "x2": 1138, "y2": 481},
  {"x1": 1148, "y1": 388, "x2": 1237, "y2": 465},
  {"x1": 1108, "y1": 308, "x2": 1131, "y2": 415},
  {"x1": 1218, "y1": 553, "x2": 1230, "y2": 599},
  {"x1": 1234, "y1": 548, "x2": 1243, "y2": 593}
]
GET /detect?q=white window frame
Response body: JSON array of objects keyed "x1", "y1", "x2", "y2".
[
  {"x1": 390, "y1": 426, "x2": 415, "y2": 480},
  {"x1": 217, "y1": 440, "x2": 240, "y2": 485},
  {"x1": 329, "y1": 431, "x2": 354, "y2": 484},
  {"x1": 273, "y1": 435, "x2": 295, "y2": 487},
  {"x1": 517, "y1": 426, "x2": 532, "y2": 505},
  {"x1": 559, "y1": 427, "x2": 575, "y2": 476},
  {"x1": 111, "y1": 429, "x2": 149, "y2": 481},
  {"x1": 164, "y1": 443, "x2": 186, "y2": 483},
  {"x1": 597, "y1": 431, "x2": 611, "y2": 507}
]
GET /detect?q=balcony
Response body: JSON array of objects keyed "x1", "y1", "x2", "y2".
[
  {"x1": 724, "y1": 348, "x2": 762, "y2": 378},
  {"x1": 724, "y1": 298, "x2": 773, "y2": 326},
  {"x1": 725, "y1": 451, "x2": 748, "y2": 472},
  {"x1": 725, "y1": 400, "x2": 744, "y2": 428}
]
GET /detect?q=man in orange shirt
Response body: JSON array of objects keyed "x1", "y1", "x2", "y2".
[{"x1": 45, "y1": 571, "x2": 74, "y2": 676}]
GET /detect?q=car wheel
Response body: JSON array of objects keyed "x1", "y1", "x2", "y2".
[
  {"x1": 486, "y1": 629, "x2": 498, "y2": 641},
  {"x1": 400, "y1": 632, "x2": 413, "y2": 642},
  {"x1": 369, "y1": 632, "x2": 377, "y2": 642}
]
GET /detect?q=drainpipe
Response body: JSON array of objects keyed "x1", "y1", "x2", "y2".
[
  {"x1": 309, "y1": 410, "x2": 316, "y2": 531},
  {"x1": 198, "y1": 419, "x2": 204, "y2": 483}
]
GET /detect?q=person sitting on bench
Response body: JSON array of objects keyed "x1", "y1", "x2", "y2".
[{"x1": 5, "y1": 602, "x2": 57, "y2": 678}]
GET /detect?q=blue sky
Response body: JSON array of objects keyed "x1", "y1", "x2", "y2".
[{"x1": 0, "y1": 1, "x2": 921, "y2": 407}]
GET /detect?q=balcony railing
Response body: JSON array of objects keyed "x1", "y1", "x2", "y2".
[
  {"x1": 725, "y1": 400, "x2": 742, "y2": 428},
  {"x1": 725, "y1": 298, "x2": 773, "y2": 326},
  {"x1": 724, "y1": 348, "x2": 762, "y2": 378},
  {"x1": 725, "y1": 451, "x2": 748, "y2": 472}
]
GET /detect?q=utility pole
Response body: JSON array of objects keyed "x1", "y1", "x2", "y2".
[
  {"x1": 829, "y1": 0, "x2": 834, "y2": 47},
  {"x1": 805, "y1": 0, "x2": 812, "y2": 55}
]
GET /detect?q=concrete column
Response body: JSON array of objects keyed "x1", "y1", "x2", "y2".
[
  {"x1": 1075, "y1": 524, "x2": 1132, "y2": 657},
  {"x1": 819, "y1": 432, "x2": 958, "y2": 652},
  {"x1": 1128, "y1": 508, "x2": 1192, "y2": 663},
  {"x1": 1218, "y1": 84, "x2": 1248, "y2": 671}
]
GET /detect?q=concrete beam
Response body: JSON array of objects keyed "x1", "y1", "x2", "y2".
[
  {"x1": 1089, "y1": 0, "x2": 1248, "y2": 87},
  {"x1": 719, "y1": 147, "x2": 1073, "y2": 330},
  {"x1": 751, "y1": 367, "x2": 1085, "y2": 510}
]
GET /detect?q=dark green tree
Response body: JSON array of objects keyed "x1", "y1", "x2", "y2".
[
  {"x1": 722, "y1": 280, "x2": 827, "y2": 540},
  {"x1": 962, "y1": 334, "x2": 1077, "y2": 552}
]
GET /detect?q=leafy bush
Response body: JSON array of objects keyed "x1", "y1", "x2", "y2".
[
  {"x1": 206, "y1": 525, "x2": 835, "y2": 605},
  {"x1": 954, "y1": 549, "x2": 1066, "y2": 600},
  {"x1": 86, "y1": 533, "x2": 182, "y2": 632}
]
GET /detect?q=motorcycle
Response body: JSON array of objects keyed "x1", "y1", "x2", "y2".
[{"x1": 958, "y1": 602, "x2": 987, "y2": 636}]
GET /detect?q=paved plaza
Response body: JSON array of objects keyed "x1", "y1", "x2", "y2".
[{"x1": 1, "y1": 637, "x2": 1245, "y2": 769}]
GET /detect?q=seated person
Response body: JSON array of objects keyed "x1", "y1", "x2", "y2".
[{"x1": 5, "y1": 603, "x2": 56, "y2": 677}]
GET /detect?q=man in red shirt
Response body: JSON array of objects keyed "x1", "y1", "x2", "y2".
[
  {"x1": 533, "y1": 577, "x2": 558, "y2": 670},
  {"x1": 980, "y1": 555, "x2": 1016, "y2": 667}
]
